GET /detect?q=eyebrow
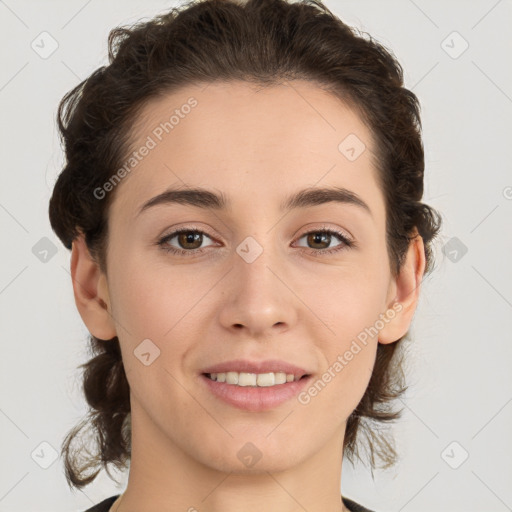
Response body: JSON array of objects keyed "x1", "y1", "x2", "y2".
[{"x1": 138, "y1": 185, "x2": 372, "y2": 217}]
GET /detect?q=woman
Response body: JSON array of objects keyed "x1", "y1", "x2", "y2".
[{"x1": 48, "y1": 0, "x2": 442, "y2": 510}]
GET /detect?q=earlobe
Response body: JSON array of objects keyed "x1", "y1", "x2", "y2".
[
  {"x1": 378, "y1": 231, "x2": 426, "y2": 345},
  {"x1": 70, "y1": 234, "x2": 117, "y2": 341}
]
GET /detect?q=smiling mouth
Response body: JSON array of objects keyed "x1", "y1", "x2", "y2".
[
  {"x1": 202, "y1": 372, "x2": 311, "y2": 387},
  {"x1": 200, "y1": 371, "x2": 313, "y2": 411}
]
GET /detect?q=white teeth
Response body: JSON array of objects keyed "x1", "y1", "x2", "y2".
[{"x1": 207, "y1": 371, "x2": 302, "y2": 387}]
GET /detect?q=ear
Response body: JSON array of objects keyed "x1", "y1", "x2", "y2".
[
  {"x1": 70, "y1": 233, "x2": 117, "y2": 341},
  {"x1": 378, "y1": 230, "x2": 426, "y2": 344}
]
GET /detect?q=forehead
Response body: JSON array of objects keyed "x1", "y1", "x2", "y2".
[{"x1": 109, "y1": 79, "x2": 382, "y2": 225}]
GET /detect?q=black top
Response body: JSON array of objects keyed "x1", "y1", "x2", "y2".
[{"x1": 83, "y1": 494, "x2": 375, "y2": 512}]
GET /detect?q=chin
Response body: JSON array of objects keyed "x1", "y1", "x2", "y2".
[
  {"x1": 196, "y1": 437, "x2": 307, "y2": 474},
  {"x1": 206, "y1": 455, "x2": 299, "y2": 475}
]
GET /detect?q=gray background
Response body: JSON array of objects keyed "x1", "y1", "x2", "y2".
[{"x1": 1, "y1": 0, "x2": 511, "y2": 511}]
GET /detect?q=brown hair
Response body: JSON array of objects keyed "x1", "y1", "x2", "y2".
[{"x1": 49, "y1": 0, "x2": 442, "y2": 489}]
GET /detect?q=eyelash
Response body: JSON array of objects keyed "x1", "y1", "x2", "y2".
[{"x1": 156, "y1": 226, "x2": 355, "y2": 257}]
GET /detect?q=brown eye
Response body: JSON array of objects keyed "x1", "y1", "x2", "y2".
[
  {"x1": 305, "y1": 232, "x2": 332, "y2": 250},
  {"x1": 176, "y1": 231, "x2": 203, "y2": 250},
  {"x1": 295, "y1": 228, "x2": 353, "y2": 255},
  {"x1": 158, "y1": 229, "x2": 215, "y2": 255}
]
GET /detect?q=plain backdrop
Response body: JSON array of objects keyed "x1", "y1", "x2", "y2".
[{"x1": 0, "y1": 0, "x2": 511, "y2": 511}]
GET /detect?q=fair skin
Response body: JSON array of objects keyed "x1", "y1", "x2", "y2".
[{"x1": 71, "y1": 80, "x2": 425, "y2": 512}]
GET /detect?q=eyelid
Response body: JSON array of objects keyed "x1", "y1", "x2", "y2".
[
  {"x1": 295, "y1": 223, "x2": 353, "y2": 242},
  {"x1": 158, "y1": 225, "x2": 218, "y2": 246},
  {"x1": 157, "y1": 223, "x2": 355, "y2": 256},
  {"x1": 292, "y1": 225, "x2": 355, "y2": 254},
  {"x1": 160, "y1": 223, "x2": 353, "y2": 242}
]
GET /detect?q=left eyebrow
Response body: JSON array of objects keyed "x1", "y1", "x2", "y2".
[{"x1": 138, "y1": 185, "x2": 372, "y2": 218}]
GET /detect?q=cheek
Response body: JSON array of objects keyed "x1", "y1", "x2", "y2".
[
  {"x1": 303, "y1": 271, "x2": 385, "y2": 414},
  {"x1": 302, "y1": 329, "x2": 377, "y2": 425},
  {"x1": 108, "y1": 253, "x2": 206, "y2": 341},
  {"x1": 310, "y1": 264, "x2": 388, "y2": 336}
]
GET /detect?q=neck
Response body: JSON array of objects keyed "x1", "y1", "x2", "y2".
[{"x1": 111, "y1": 400, "x2": 351, "y2": 512}]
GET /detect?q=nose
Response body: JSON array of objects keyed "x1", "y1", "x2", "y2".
[{"x1": 217, "y1": 238, "x2": 298, "y2": 338}]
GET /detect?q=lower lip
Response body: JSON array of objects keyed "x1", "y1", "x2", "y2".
[{"x1": 200, "y1": 374, "x2": 312, "y2": 412}]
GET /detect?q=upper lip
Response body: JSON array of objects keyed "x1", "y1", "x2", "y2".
[{"x1": 201, "y1": 359, "x2": 311, "y2": 378}]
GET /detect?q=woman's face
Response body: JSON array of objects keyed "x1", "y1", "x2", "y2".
[{"x1": 80, "y1": 80, "x2": 420, "y2": 475}]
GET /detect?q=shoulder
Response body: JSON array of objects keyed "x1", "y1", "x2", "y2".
[
  {"x1": 343, "y1": 495, "x2": 376, "y2": 512},
  {"x1": 81, "y1": 495, "x2": 120, "y2": 512},
  {"x1": 82, "y1": 494, "x2": 372, "y2": 512}
]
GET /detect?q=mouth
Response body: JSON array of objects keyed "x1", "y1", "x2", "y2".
[
  {"x1": 202, "y1": 371, "x2": 311, "y2": 386},
  {"x1": 200, "y1": 371, "x2": 313, "y2": 411}
]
